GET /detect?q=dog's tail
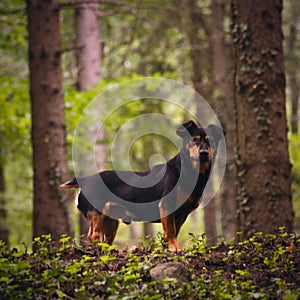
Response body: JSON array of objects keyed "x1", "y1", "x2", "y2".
[{"x1": 60, "y1": 178, "x2": 79, "y2": 189}]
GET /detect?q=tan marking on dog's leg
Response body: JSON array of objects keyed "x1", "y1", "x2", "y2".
[
  {"x1": 87, "y1": 211, "x2": 119, "y2": 245},
  {"x1": 159, "y1": 206, "x2": 183, "y2": 252},
  {"x1": 101, "y1": 216, "x2": 119, "y2": 245},
  {"x1": 87, "y1": 218, "x2": 94, "y2": 243},
  {"x1": 87, "y1": 211, "x2": 105, "y2": 243}
]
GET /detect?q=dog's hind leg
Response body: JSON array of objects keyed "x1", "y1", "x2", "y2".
[
  {"x1": 101, "y1": 215, "x2": 119, "y2": 245},
  {"x1": 87, "y1": 210, "x2": 119, "y2": 245},
  {"x1": 87, "y1": 211, "x2": 103, "y2": 243}
]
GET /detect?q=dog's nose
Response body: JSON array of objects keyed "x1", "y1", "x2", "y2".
[
  {"x1": 200, "y1": 148, "x2": 209, "y2": 154},
  {"x1": 199, "y1": 141, "x2": 208, "y2": 154}
]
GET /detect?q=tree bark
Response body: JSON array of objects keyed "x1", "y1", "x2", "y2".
[
  {"x1": 75, "y1": 0, "x2": 103, "y2": 238},
  {"x1": 186, "y1": 0, "x2": 218, "y2": 245},
  {"x1": 288, "y1": 20, "x2": 299, "y2": 134},
  {"x1": 27, "y1": 0, "x2": 71, "y2": 243},
  {"x1": 210, "y1": 0, "x2": 237, "y2": 241},
  {"x1": 75, "y1": 1, "x2": 101, "y2": 90},
  {"x1": 143, "y1": 223, "x2": 154, "y2": 238},
  {"x1": 231, "y1": 0, "x2": 294, "y2": 236},
  {"x1": 203, "y1": 187, "x2": 218, "y2": 246}
]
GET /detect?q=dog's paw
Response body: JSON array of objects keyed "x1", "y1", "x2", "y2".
[{"x1": 168, "y1": 241, "x2": 183, "y2": 252}]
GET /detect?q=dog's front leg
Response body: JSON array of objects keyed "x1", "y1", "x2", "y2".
[
  {"x1": 161, "y1": 214, "x2": 183, "y2": 252},
  {"x1": 159, "y1": 200, "x2": 183, "y2": 252}
]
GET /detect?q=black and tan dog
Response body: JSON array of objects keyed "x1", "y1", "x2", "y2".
[{"x1": 61, "y1": 120, "x2": 225, "y2": 251}]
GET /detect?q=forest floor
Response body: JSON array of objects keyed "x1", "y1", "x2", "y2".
[{"x1": 0, "y1": 229, "x2": 299, "y2": 299}]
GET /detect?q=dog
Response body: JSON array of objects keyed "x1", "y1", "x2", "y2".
[{"x1": 60, "y1": 120, "x2": 225, "y2": 251}]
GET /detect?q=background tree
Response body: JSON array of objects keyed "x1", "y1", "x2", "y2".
[
  {"x1": 182, "y1": 0, "x2": 219, "y2": 245},
  {"x1": 27, "y1": 0, "x2": 71, "y2": 242},
  {"x1": 210, "y1": 0, "x2": 237, "y2": 240},
  {"x1": 75, "y1": 0, "x2": 102, "y2": 90},
  {"x1": 285, "y1": 0, "x2": 300, "y2": 134},
  {"x1": 231, "y1": 0, "x2": 294, "y2": 236},
  {"x1": 74, "y1": 0, "x2": 104, "y2": 239}
]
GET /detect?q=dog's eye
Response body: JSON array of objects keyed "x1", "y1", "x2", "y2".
[
  {"x1": 205, "y1": 136, "x2": 212, "y2": 143},
  {"x1": 192, "y1": 138, "x2": 200, "y2": 145}
]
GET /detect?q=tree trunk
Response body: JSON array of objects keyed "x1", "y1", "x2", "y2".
[
  {"x1": 203, "y1": 182, "x2": 218, "y2": 246},
  {"x1": 0, "y1": 166, "x2": 8, "y2": 244},
  {"x1": 27, "y1": 0, "x2": 71, "y2": 243},
  {"x1": 75, "y1": 1, "x2": 101, "y2": 90},
  {"x1": 186, "y1": 0, "x2": 218, "y2": 245},
  {"x1": 143, "y1": 223, "x2": 154, "y2": 238},
  {"x1": 231, "y1": 0, "x2": 294, "y2": 237},
  {"x1": 75, "y1": 0, "x2": 103, "y2": 238},
  {"x1": 288, "y1": 21, "x2": 299, "y2": 134},
  {"x1": 210, "y1": 0, "x2": 237, "y2": 241}
]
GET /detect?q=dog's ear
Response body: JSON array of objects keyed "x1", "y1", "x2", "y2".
[
  {"x1": 207, "y1": 124, "x2": 226, "y2": 142},
  {"x1": 176, "y1": 120, "x2": 198, "y2": 137}
]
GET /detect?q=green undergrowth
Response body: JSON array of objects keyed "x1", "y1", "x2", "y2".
[{"x1": 0, "y1": 228, "x2": 299, "y2": 299}]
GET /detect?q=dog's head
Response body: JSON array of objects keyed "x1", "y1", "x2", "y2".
[{"x1": 177, "y1": 120, "x2": 225, "y2": 171}]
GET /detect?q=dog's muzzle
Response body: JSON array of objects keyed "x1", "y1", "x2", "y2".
[{"x1": 199, "y1": 148, "x2": 209, "y2": 161}]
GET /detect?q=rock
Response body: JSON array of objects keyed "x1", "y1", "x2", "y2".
[{"x1": 150, "y1": 262, "x2": 191, "y2": 283}]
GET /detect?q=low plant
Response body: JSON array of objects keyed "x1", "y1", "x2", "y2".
[{"x1": 0, "y1": 229, "x2": 299, "y2": 299}]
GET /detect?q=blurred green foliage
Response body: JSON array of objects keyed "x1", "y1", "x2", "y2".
[
  {"x1": 0, "y1": 77, "x2": 32, "y2": 247},
  {"x1": 290, "y1": 133, "x2": 300, "y2": 230}
]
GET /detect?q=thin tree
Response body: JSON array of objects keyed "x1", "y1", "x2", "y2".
[
  {"x1": 74, "y1": 0, "x2": 105, "y2": 238},
  {"x1": 286, "y1": 0, "x2": 299, "y2": 134},
  {"x1": 210, "y1": 0, "x2": 237, "y2": 240},
  {"x1": 185, "y1": 0, "x2": 218, "y2": 246},
  {"x1": 75, "y1": 0, "x2": 101, "y2": 91},
  {"x1": 231, "y1": 0, "x2": 294, "y2": 236},
  {"x1": 27, "y1": 0, "x2": 71, "y2": 242}
]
